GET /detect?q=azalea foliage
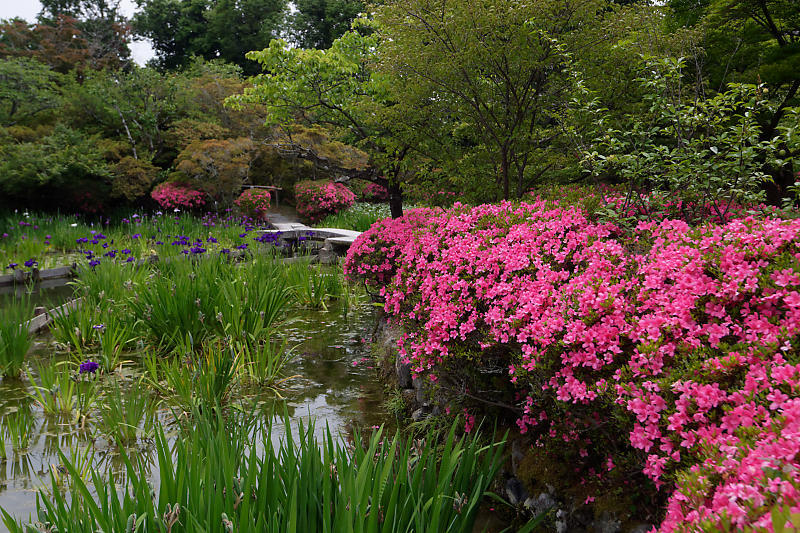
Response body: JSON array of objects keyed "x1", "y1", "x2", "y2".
[{"x1": 345, "y1": 197, "x2": 800, "y2": 531}]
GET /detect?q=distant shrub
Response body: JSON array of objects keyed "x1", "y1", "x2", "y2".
[
  {"x1": 235, "y1": 189, "x2": 271, "y2": 217},
  {"x1": 150, "y1": 182, "x2": 205, "y2": 210},
  {"x1": 294, "y1": 180, "x2": 355, "y2": 222},
  {"x1": 361, "y1": 183, "x2": 389, "y2": 202}
]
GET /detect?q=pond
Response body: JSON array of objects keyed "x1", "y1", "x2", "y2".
[{"x1": 0, "y1": 299, "x2": 387, "y2": 529}]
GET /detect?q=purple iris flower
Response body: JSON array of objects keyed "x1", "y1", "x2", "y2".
[
  {"x1": 132, "y1": 233, "x2": 141, "y2": 239},
  {"x1": 89, "y1": 259, "x2": 101, "y2": 267},
  {"x1": 24, "y1": 259, "x2": 37, "y2": 268},
  {"x1": 190, "y1": 247, "x2": 206, "y2": 254},
  {"x1": 126, "y1": 257, "x2": 135, "y2": 263},
  {"x1": 236, "y1": 244, "x2": 248, "y2": 250},
  {"x1": 207, "y1": 237, "x2": 218, "y2": 243},
  {"x1": 6, "y1": 263, "x2": 18, "y2": 269},
  {"x1": 79, "y1": 360, "x2": 100, "y2": 374},
  {"x1": 121, "y1": 249, "x2": 131, "y2": 254}
]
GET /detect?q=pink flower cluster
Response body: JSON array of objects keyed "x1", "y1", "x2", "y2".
[
  {"x1": 150, "y1": 182, "x2": 205, "y2": 210},
  {"x1": 293, "y1": 180, "x2": 356, "y2": 222},
  {"x1": 345, "y1": 200, "x2": 800, "y2": 531},
  {"x1": 235, "y1": 189, "x2": 271, "y2": 217},
  {"x1": 361, "y1": 182, "x2": 389, "y2": 202}
]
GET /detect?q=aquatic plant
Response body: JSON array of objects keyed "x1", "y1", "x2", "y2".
[
  {"x1": 236, "y1": 337, "x2": 297, "y2": 392},
  {"x1": 0, "y1": 296, "x2": 33, "y2": 378},
  {"x1": 2, "y1": 410, "x2": 505, "y2": 533},
  {"x1": 26, "y1": 360, "x2": 78, "y2": 417},
  {"x1": 98, "y1": 380, "x2": 155, "y2": 445}
]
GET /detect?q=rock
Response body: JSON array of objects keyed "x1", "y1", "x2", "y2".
[
  {"x1": 505, "y1": 477, "x2": 529, "y2": 506},
  {"x1": 317, "y1": 247, "x2": 338, "y2": 265},
  {"x1": 413, "y1": 377, "x2": 428, "y2": 405},
  {"x1": 33, "y1": 306, "x2": 47, "y2": 317},
  {"x1": 401, "y1": 389, "x2": 416, "y2": 407},
  {"x1": 411, "y1": 408, "x2": 428, "y2": 422},
  {"x1": 524, "y1": 492, "x2": 556, "y2": 516},
  {"x1": 629, "y1": 524, "x2": 655, "y2": 533},
  {"x1": 555, "y1": 509, "x2": 568, "y2": 533},
  {"x1": 511, "y1": 439, "x2": 526, "y2": 476},
  {"x1": 593, "y1": 512, "x2": 621, "y2": 533},
  {"x1": 396, "y1": 353, "x2": 413, "y2": 388}
]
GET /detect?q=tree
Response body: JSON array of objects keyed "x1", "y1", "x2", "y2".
[
  {"x1": 375, "y1": 0, "x2": 604, "y2": 200},
  {"x1": 667, "y1": 0, "x2": 800, "y2": 200},
  {"x1": 0, "y1": 15, "x2": 127, "y2": 72},
  {"x1": 38, "y1": 0, "x2": 132, "y2": 68},
  {"x1": 174, "y1": 137, "x2": 257, "y2": 206},
  {"x1": 229, "y1": 22, "x2": 416, "y2": 217},
  {"x1": 133, "y1": 0, "x2": 287, "y2": 74},
  {"x1": 290, "y1": 0, "x2": 364, "y2": 49},
  {"x1": 0, "y1": 58, "x2": 62, "y2": 126}
]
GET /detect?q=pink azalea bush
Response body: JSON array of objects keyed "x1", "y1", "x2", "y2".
[
  {"x1": 150, "y1": 182, "x2": 205, "y2": 210},
  {"x1": 294, "y1": 180, "x2": 356, "y2": 222},
  {"x1": 345, "y1": 199, "x2": 800, "y2": 531},
  {"x1": 235, "y1": 188, "x2": 271, "y2": 217},
  {"x1": 361, "y1": 182, "x2": 389, "y2": 202}
]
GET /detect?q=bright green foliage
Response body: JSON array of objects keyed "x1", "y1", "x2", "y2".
[
  {"x1": 2, "y1": 411, "x2": 505, "y2": 533},
  {"x1": 573, "y1": 57, "x2": 783, "y2": 221},
  {"x1": 0, "y1": 58, "x2": 62, "y2": 126}
]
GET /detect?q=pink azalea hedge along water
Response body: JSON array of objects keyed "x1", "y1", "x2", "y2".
[
  {"x1": 344, "y1": 200, "x2": 800, "y2": 532},
  {"x1": 293, "y1": 180, "x2": 356, "y2": 222}
]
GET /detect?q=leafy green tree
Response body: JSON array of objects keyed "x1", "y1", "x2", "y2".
[
  {"x1": 0, "y1": 58, "x2": 62, "y2": 126},
  {"x1": 133, "y1": 0, "x2": 286, "y2": 74},
  {"x1": 570, "y1": 57, "x2": 782, "y2": 222},
  {"x1": 69, "y1": 67, "x2": 182, "y2": 160},
  {"x1": 667, "y1": 0, "x2": 800, "y2": 199},
  {"x1": 290, "y1": 0, "x2": 364, "y2": 49},
  {"x1": 375, "y1": 0, "x2": 604, "y2": 200},
  {"x1": 229, "y1": 22, "x2": 416, "y2": 217},
  {"x1": 0, "y1": 124, "x2": 112, "y2": 208}
]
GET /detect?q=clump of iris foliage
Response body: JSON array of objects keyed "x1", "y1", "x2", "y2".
[
  {"x1": 0, "y1": 294, "x2": 34, "y2": 378},
  {"x1": 0, "y1": 211, "x2": 276, "y2": 271},
  {"x1": 2, "y1": 407, "x2": 506, "y2": 533}
]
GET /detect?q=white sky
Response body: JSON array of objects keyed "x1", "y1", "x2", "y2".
[{"x1": 0, "y1": 0, "x2": 155, "y2": 65}]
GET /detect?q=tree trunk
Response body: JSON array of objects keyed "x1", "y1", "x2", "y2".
[
  {"x1": 389, "y1": 181, "x2": 404, "y2": 219},
  {"x1": 501, "y1": 147, "x2": 510, "y2": 200}
]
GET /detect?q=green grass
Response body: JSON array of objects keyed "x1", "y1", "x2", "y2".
[{"x1": 317, "y1": 203, "x2": 391, "y2": 232}]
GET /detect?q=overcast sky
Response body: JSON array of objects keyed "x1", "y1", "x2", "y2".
[{"x1": 0, "y1": 0, "x2": 155, "y2": 65}]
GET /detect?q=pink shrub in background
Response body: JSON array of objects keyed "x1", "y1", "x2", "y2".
[
  {"x1": 345, "y1": 199, "x2": 800, "y2": 531},
  {"x1": 235, "y1": 188, "x2": 271, "y2": 217},
  {"x1": 294, "y1": 180, "x2": 355, "y2": 222},
  {"x1": 150, "y1": 182, "x2": 205, "y2": 210},
  {"x1": 361, "y1": 182, "x2": 389, "y2": 202}
]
